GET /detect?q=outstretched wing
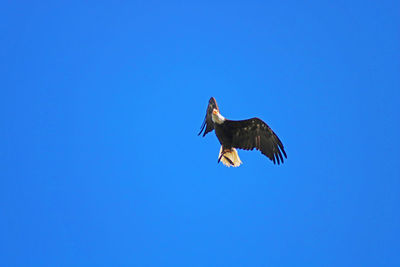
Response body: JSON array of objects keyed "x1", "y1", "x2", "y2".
[
  {"x1": 198, "y1": 97, "x2": 219, "y2": 137},
  {"x1": 225, "y1": 118, "x2": 287, "y2": 164}
]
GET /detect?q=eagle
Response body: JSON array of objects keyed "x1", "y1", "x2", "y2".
[{"x1": 198, "y1": 97, "x2": 287, "y2": 167}]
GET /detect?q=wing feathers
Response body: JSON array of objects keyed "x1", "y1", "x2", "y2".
[
  {"x1": 198, "y1": 116, "x2": 207, "y2": 136},
  {"x1": 198, "y1": 97, "x2": 219, "y2": 137},
  {"x1": 227, "y1": 118, "x2": 287, "y2": 165}
]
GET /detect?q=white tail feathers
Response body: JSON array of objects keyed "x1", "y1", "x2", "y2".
[{"x1": 218, "y1": 146, "x2": 242, "y2": 167}]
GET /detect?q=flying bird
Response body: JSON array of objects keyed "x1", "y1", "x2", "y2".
[{"x1": 198, "y1": 97, "x2": 287, "y2": 167}]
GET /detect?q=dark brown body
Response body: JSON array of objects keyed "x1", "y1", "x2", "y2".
[{"x1": 214, "y1": 122, "x2": 234, "y2": 149}]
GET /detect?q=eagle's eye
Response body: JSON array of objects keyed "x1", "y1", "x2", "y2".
[{"x1": 212, "y1": 109, "x2": 218, "y2": 115}]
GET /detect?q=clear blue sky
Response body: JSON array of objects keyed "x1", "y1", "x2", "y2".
[{"x1": 1, "y1": 1, "x2": 399, "y2": 266}]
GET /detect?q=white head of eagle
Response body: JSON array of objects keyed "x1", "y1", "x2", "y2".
[
  {"x1": 198, "y1": 97, "x2": 287, "y2": 167},
  {"x1": 211, "y1": 108, "x2": 226, "y2": 124}
]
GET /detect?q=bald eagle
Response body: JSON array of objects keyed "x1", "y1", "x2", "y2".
[{"x1": 199, "y1": 97, "x2": 287, "y2": 167}]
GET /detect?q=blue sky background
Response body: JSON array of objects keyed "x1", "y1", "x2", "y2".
[{"x1": 1, "y1": 1, "x2": 399, "y2": 266}]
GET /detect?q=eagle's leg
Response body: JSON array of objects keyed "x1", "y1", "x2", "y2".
[
  {"x1": 223, "y1": 155, "x2": 234, "y2": 166},
  {"x1": 217, "y1": 152, "x2": 225, "y2": 163},
  {"x1": 218, "y1": 146, "x2": 242, "y2": 167},
  {"x1": 218, "y1": 149, "x2": 228, "y2": 163},
  {"x1": 218, "y1": 148, "x2": 234, "y2": 166}
]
